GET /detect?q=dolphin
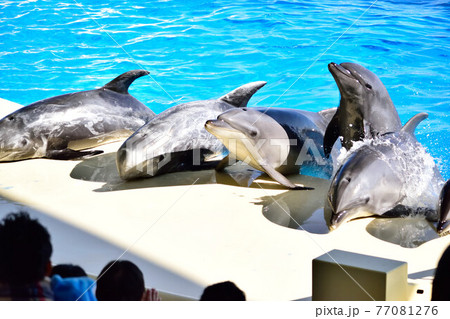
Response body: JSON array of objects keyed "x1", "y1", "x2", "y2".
[
  {"x1": 323, "y1": 62, "x2": 402, "y2": 156},
  {"x1": 205, "y1": 107, "x2": 336, "y2": 189},
  {"x1": 0, "y1": 70, "x2": 155, "y2": 161},
  {"x1": 326, "y1": 112, "x2": 444, "y2": 230},
  {"x1": 116, "y1": 81, "x2": 266, "y2": 179},
  {"x1": 437, "y1": 179, "x2": 450, "y2": 234}
]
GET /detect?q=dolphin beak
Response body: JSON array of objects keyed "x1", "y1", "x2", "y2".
[
  {"x1": 205, "y1": 120, "x2": 218, "y2": 135},
  {"x1": 328, "y1": 62, "x2": 352, "y2": 78},
  {"x1": 205, "y1": 119, "x2": 229, "y2": 129},
  {"x1": 328, "y1": 62, "x2": 338, "y2": 71},
  {"x1": 205, "y1": 120, "x2": 214, "y2": 130},
  {"x1": 329, "y1": 210, "x2": 348, "y2": 231},
  {"x1": 116, "y1": 145, "x2": 132, "y2": 179},
  {"x1": 116, "y1": 145, "x2": 162, "y2": 180},
  {"x1": 205, "y1": 119, "x2": 236, "y2": 136}
]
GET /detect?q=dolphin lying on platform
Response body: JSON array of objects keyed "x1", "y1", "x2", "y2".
[
  {"x1": 205, "y1": 107, "x2": 336, "y2": 189},
  {"x1": 324, "y1": 62, "x2": 402, "y2": 156},
  {"x1": 326, "y1": 112, "x2": 444, "y2": 230},
  {"x1": 0, "y1": 70, "x2": 155, "y2": 161},
  {"x1": 116, "y1": 81, "x2": 266, "y2": 180}
]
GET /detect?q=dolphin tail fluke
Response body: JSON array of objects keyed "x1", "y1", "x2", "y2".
[
  {"x1": 401, "y1": 112, "x2": 428, "y2": 136},
  {"x1": 219, "y1": 81, "x2": 267, "y2": 108},
  {"x1": 323, "y1": 112, "x2": 340, "y2": 157},
  {"x1": 46, "y1": 148, "x2": 103, "y2": 160},
  {"x1": 102, "y1": 70, "x2": 150, "y2": 94}
]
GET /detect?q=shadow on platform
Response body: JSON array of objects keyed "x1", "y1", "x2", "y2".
[{"x1": 70, "y1": 152, "x2": 316, "y2": 192}]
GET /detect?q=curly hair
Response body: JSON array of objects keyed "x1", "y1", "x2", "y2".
[{"x1": 0, "y1": 211, "x2": 52, "y2": 285}]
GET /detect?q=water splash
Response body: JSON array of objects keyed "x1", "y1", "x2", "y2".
[
  {"x1": 335, "y1": 133, "x2": 444, "y2": 213},
  {"x1": 366, "y1": 216, "x2": 439, "y2": 248}
]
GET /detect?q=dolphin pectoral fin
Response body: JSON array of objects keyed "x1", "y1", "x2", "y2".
[
  {"x1": 323, "y1": 112, "x2": 340, "y2": 157},
  {"x1": 260, "y1": 163, "x2": 310, "y2": 190},
  {"x1": 218, "y1": 81, "x2": 267, "y2": 108},
  {"x1": 381, "y1": 205, "x2": 419, "y2": 218},
  {"x1": 67, "y1": 129, "x2": 134, "y2": 151},
  {"x1": 102, "y1": 70, "x2": 150, "y2": 94},
  {"x1": 46, "y1": 149, "x2": 103, "y2": 160},
  {"x1": 401, "y1": 113, "x2": 428, "y2": 136}
]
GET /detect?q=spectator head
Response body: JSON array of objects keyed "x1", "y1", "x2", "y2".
[
  {"x1": 0, "y1": 211, "x2": 53, "y2": 285},
  {"x1": 96, "y1": 260, "x2": 145, "y2": 301},
  {"x1": 200, "y1": 281, "x2": 246, "y2": 301},
  {"x1": 51, "y1": 264, "x2": 87, "y2": 278},
  {"x1": 432, "y1": 245, "x2": 450, "y2": 301}
]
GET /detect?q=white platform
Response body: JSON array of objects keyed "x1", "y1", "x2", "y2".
[{"x1": 0, "y1": 98, "x2": 448, "y2": 300}]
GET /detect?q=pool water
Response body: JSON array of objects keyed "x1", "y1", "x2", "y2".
[
  {"x1": 1, "y1": 1, "x2": 450, "y2": 299},
  {"x1": 0, "y1": 0, "x2": 449, "y2": 177}
]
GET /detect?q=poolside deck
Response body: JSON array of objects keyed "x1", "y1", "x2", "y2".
[{"x1": 0, "y1": 98, "x2": 448, "y2": 300}]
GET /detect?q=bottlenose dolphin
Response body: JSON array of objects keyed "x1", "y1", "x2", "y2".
[
  {"x1": 205, "y1": 107, "x2": 336, "y2": 189},
  {"x1": 324, "y1": 62, "x2": 402, "y2": 156},
  {"x1": 437, "y1": 179, "x2": 450, "y2": 234},
  {"x1": 0, "y1": 70, "x2": 155, "y2": 161},
  {"x1": 116, "y1": 81, "x2": 266, "y2": 180},
  {"x1": 326, "y1": 112, "x2": 443, "y2": 230}
]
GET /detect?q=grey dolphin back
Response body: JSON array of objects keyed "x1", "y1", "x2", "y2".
[
  {"x1": 102, "y1": 70, "x2": 150, "y2": 94},
  {"x1": 219, "y1": 81, "x2": 266, "y2": 108}
]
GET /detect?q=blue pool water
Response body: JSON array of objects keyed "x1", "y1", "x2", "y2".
[{"x1": 0, "y1": 0, "x2": 449, "y2": 178}]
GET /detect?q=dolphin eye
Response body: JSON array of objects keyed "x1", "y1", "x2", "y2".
[
  {"x1": 365, "y1": 84, "x2": 372, "y2": 90},
  {"x1": 21, "y1": 139, "x2": 28, "y2": 146},
  {"x1": 8, "y1": 116, "x2": 14, "y2": 121},
  {"x1": 249, "y1": 130, "x2": 257, "y2": 137}
]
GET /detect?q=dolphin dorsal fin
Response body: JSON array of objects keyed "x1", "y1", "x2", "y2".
[
  {"x1": 219, "y1": 81, "x2": 266, "y2": 108},
  {"x1": 102, "y1": 70, "x2": 150, "y2": 94},
  {"x1": 319, "y1": 107, "x2": 337, "y2": 122},
  {"x1": 401, "y1": 112, "x2": 428, "y2": 136}
]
